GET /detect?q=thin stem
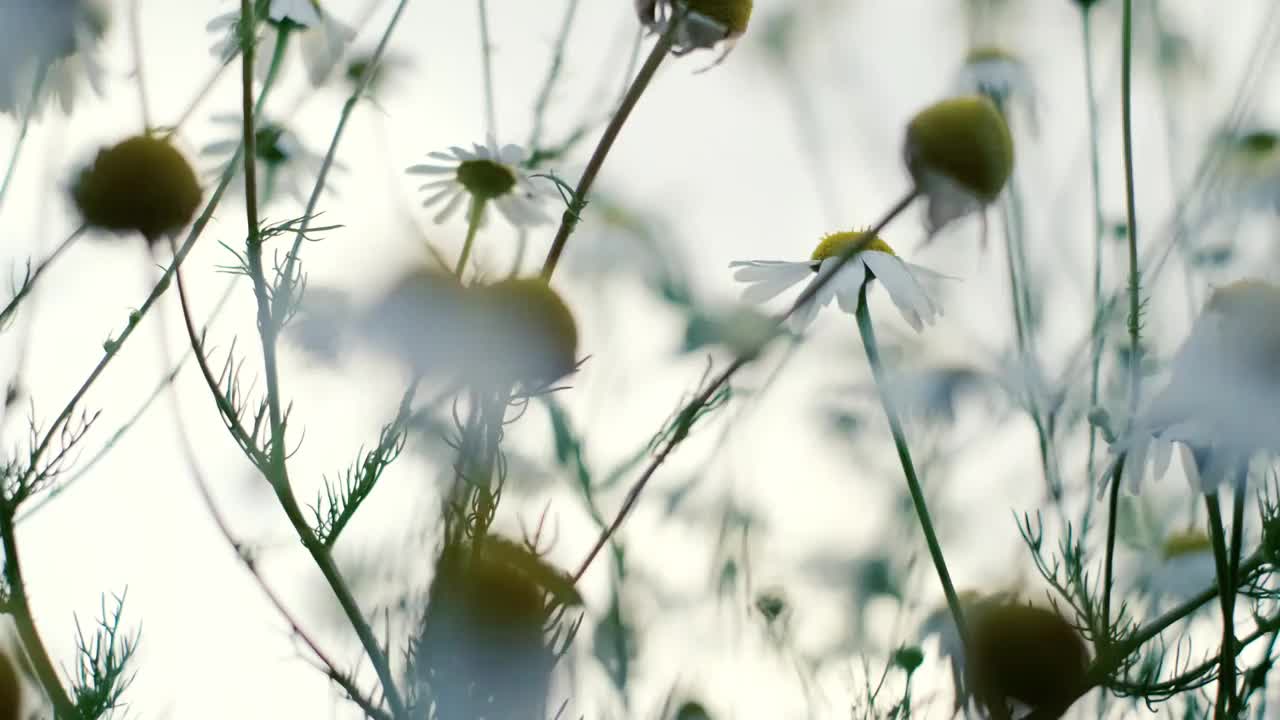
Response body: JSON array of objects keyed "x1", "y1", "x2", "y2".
[
  {"x1": 853, "y1": 286, "x2": 972, "y2": 686},
  {"x1": 1205, "y1": 493, "x2": 1237, "y2": 719},
  {"x1": 1081, "y1": 4, "x2": 1106, "y2": 489},
  {"x1": 0, "y1": 509, "x2": 76, "y2": 717},
  {"x1": 1101, "y1": 458, "x2": 1124, "y2": 644},
  {"x1": 573, "y1": 188, "x2": 919, "y2": 581},
  {"x1": 527, "y1": 0, "x2": 582, "y2": 152},
  {"x1": 478, "y1": 0, "x2": 498, "y2": 139},
  {"x1": 0, "y1": 65, "x2": 48, "y2": 213},
  {"x1": 455, "y1": 199, "x2": 487, "y2": 278},
  {"x1": 130, "y1": 0, "x2": 153, "y2": 131},
  {"x1": 165, "y1": 60, "x2": 235, "y2": 139},
  {"x1": 0, "y1": 225, "x2": 87, "y2": 329},
  {"x1": 539, "y1": 16, "x2": 681, "y2": 280},
  {"x1": 1121, "y1": 0, "x2": 1142, "y2": 415}
]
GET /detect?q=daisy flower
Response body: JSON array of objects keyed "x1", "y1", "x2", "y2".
[
  {"x1": 201, "y1": 112, "x2": 338, "y2": 206},
  {"x1": 405, "y1": 139, "x2": 549, "y2": 228},
  {"x1": 1103, "y1": 280, "x2": 1280, "y2": 494},
  {"x1": 635, "y1": 0, "x2": 752, "y2": 58},
  {"x1": 1146, "y1": 528, "x2": 1217, "y2": 602},
  {"x1": 0, "y1": 0, "x2": 107, "y2": 116},
  {"x1": 922, "y1": 591, "x2": 1089, "y2": 716},
  {"x1": 955, "y1": 46, "x2": 1037, "y2": 133},
  {"x1": 904, "y1": 95, "x2": 1015, "y2": 237},
  {"x1": 207, "y1": 0, "x2": 354, "y2": 86},
  {"x1": 729, "y1": 230, "x2": 945, "y2": 332}
]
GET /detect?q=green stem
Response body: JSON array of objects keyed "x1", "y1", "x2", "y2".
[
  {"x1": 527, "y1": 0, "x2": 582, "y2": 152},
  {"x1": 1121, "y1": 0, "x2": 1142, "y2": 414},
  {"x1": 0, "y1": 64, "x2": 48, "y2": 213},
  {"x1": 853, "y1": 286, "x2": 972, "y2": 693},
  {"x1": 1080, "y1": 4, "x2": 1106, "y2": 493},
  {"x1": 478, "y1": 0, "x2": 497, "y2": 139},
  {"x1": 1206, "y1": 493, "x2": 1237, "y2": 719},
  {"x1": 0, "y1": 509, "x2": 76, "y2": 717},
  {"x1": 0, "y1": 225, "x2": 87, "y2": 329},
  {"x1": 539, "y1": 13, "x2": 681, "y2": 280},
  {"x1": 1101, "y1": 457, "x2": 1124, "y2": 645},
  {"x1": 455, "y1": 198, "x2": 487, "y2": 278}
]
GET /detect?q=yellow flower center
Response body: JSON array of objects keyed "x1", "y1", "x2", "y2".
[
  {"x1": 809, "y1": 230, "x2": 895, "y2": 264},
  {"x1": 456, "y1": 159, "x2": 517, "y2": 200},
  {"x1": 687, "y1": 0, "x2": 752, "y2": 36},
  {"x1": 965, "y1": 46, "x2": 1019, "y2": 65},
  {"x1": 1161, "y1": 529, "x2": 1212, "y2": 561}
]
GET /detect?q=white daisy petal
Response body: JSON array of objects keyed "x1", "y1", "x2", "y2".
[
  {"x1": 833, "y1": 258, "x2": 868, "y2": 314},
  {"x1": 499, "y1": 144, "x2": 525, "y2": 165},
  {"x1": 863, "y1": 252, "x2": 939, "y2": 330},
  {"x1": 406, "y1": 164, "x2": 456, "y2": 176},
  {"x1": 730, "y1": 260, "x2": 811, "y2": 282},
  {"x1": 432, "y1": 190, "x2": 466, "y2": 224},
  {"x1": 270, "y1": 0, "x2": 323, "y2": 27},
  {"x1": 427, "y1": 151, "x2": 458, "y2": 162},
  {"x1": 449, "y1": 146, "x2": 474, "y2": 160},
  {"x1": 299, "y1": 11, "x2": 355, "y2": 85},
  {"x1": 790, "y1": 264, "x2": 840, "y2": 331},
  {"x1": 417, "y1": 179, "x2": 456, "y2": 191},
  {"x1": 420, "y1": 185, "x2": 458, "y2": 209},
  {"x1": 732, "y1": 262, "x2": 812, "y2": 303}
]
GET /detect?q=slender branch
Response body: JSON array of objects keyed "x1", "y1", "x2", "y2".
[
  {"x1": 455, "y1": 199, "x2": 486, "y2": 278},
  {"x1": 0, "y1": 65, "x2": 48, "y2": 213},
  {"x1": 0, "y1": 225, "x2": 87, "y2": 329},
  {"x1": 478, "y1": 0, "x2": 498, "y2": 139},
  {"x1": 0, "y1": 509, "x2": 76, "y2": 717},
  {"x1": 539, "y1": 15, "x2": 681, "y2": 280},
  {"x1": 1205, "y1": 493, "x2": 1237, "y2": 718},
  {"x1": 1101, "y1": 458, "x2": 1124, "y2": 646},
  {"x1": 1080, "y1": 3, "x2": 1106, "y2": 495},
  {"x1": 573, "y1": 188, "x2": 920, "y2": 581},
  {"x1": 527, "y1": 0, "x2": 582, "y2": 152},
  {"x1": 129, "y1": 0, "x2": 153, "y2": 131},
  {"x1": 1120, "y1": 0, "x2": 1142, "y2": 415}
]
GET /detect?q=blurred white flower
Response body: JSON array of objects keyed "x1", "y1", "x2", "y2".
[
  {"x1": 405, "y1": 139, "x2": 549, "y2": 228},
  {"x1": 0, "y1": 0, "x2": 107, "y2": 116},
  {"x1": 730, "y1": 230, "x2": 946, "y2": 332},
  {"x1": 954, "y1": 46, "x2": 1037, "y2": 133},
  {"x1": 207, "y1": 0, "x2": 354, "y2": 86},
  {"x1": 1103, "y1": 280, "x2": 1280, "y2": 494},
  {"x1": 1202, "y1": 129, "x2": 1280, "y2": 217},
  {"x1": 201, "y1": 112, "x2": 340, "y2": 206},
  {"x1": 1147, "y1": 528, "x2": 1217, "y2": 601}
]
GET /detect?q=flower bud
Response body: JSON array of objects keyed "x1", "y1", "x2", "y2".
[
  {"x1": 72, "y1": 135, "x2": 202, "y2": 243},
  {"x1": 904, "y1": 95, "x2": 1014, "y2": 234},
  {"x1": 475, "y1": 278, "x2": 579, "y2": 391}
]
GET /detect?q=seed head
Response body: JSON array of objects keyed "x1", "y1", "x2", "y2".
[
  {"x1": 72, "y1": 135, "x2": 202, "y2": 243},
  {"x1": 906, "y1": 95, "x2": 1014, "y2": 204},
  {"x1": 965, "y1": 598, "x2": 1089, "y2": 714}
]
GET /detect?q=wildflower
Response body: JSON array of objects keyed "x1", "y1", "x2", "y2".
[
  {"x1": 730, "y1": 230, "x2": 945, "y2": 332},
  {"x1": 635, "y1": 0, "x2": 752, "y2": 57},
  {"x1": 1149, "y1": 528, "x2": 1217, "y2": 601},
  {"x1": 923, "y1": 591, "x2": 1089, "y2": 716},
  {"x1": 411, "y1": 534, "x2": 581, "y2": 720},
  {"x1": 207, "y1": 0, "x2": 354, "y2": 86},
  {"x1": 72, "y1": 135, "x2": 203, "y2": 243},
  {"x1": 955, "y1": 46, "x2": 1037, "y2": 132},
  {"x1": 1103, "y1": 280, "x2": 1280, "y2": 494},
  {"x1": 0, "y1": 0, "x2": 107, "y2": 116},
  {"x1": 406, "y1": 138, "x2": 548, "y2": 228},
  {"x1": 473, "y1": 278, "x2": 580, "y2": 391},
  {"x1": 904, "y1": 95, "x2": 1014, "y2": 236},
  {"x1": 1204, "y1": 129, "x2": 1280, "y2": 215},
  {"x1": 201, "y1": 112, "x2": 337, "y2": 205}
]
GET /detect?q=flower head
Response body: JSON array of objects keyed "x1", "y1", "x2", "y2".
[
  {"x1": 0, "y1": 0, "x2": 107, "y2": 116},
  {"x1": 406, "y1": 139, "x2": 548, "y2": 228},
  {"x1": 473, "y1": 278, "x2": 580, "y2": 391},
  {"x1": 1104, "y1": 279, "x2": 1280, "y2": 494},
  {"x1": 412, "y1": 534, "x2": 581, "y2": 720},
  {"x1": 201, "y1": 112, "x2": 338, "y2": 206},
  {"x1": 635, "y1": 0, "x2": 752, "y2": 58},
  {"x1": 1204, "y1": 129, "x2": 1280, "y2": 216},
  {"x1": 730, "y1": 230, "x2": 945, "y2": 332},
  {"x1": 955, "y1": 46, "x2": 1037, "y2": 132},
  {"x1": 72, "y1": 135, "x2": 203, "y2": 243},
  {"x1": 904, "y1": 95, "x2": 1014, "y2": 235},
  {"x1": 208, "y1": 0, "x2": 354, "y2": 86},
  {"x1": 924, "y1": 592, "x2": 1089, "y2": 716}
]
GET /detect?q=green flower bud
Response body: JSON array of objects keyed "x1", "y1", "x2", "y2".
[
  {"x1": 904, "y1": 96, "x2": 1014, "y2": 233},
  {"x1": 965, "y1": 598, "x2": 1088, "y2": 713},
  {"x1": 72, "y1": 135, "x2": 202, "y2": 243}
]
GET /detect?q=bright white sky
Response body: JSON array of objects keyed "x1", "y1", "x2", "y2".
[{"x1": 0, "y1": 0, "x2": 1274, "y2": 717}]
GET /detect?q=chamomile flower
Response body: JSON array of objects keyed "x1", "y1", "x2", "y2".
[
  {"x1": 405, "y1": 139, "x2": 548, "y2": 228},
  {"x1": 0, "y1": 0, "x2": 107, "y2": 116},
  {"x1": 1147, "y1": 528, "x2": 1217, "y2": 602},
  {"x1": 207, "y1": 0, "x2": 354, "y2": 86},
  {"x1": 955, "y1": 46, "x2": 1037, "y2": 132},
  {"x1": 923, "y1": 591, "x2": 1089, "y2": 716},
  {"x1": 1103, "y1": 280, "x2": 1280, "y2": 494},
  {"x1": 904, "y1": 95, "x2": 1015, "y2": 237},
  {"x1": 729, "y1": 230, "x2": 945, "y2": 332},
  {"x1": 635, "y1": 0, "x2": 752, "y2": 58},
  {"x1": 201, "y1": 112, "x2": 337, "y2": 206}
]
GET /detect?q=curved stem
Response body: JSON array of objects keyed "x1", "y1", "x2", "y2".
[
  {"x1": 1120, "y1": 0, "x2": 1142, "y2": 415},
  {"x1": 1206, "y1": 493, "x2": 1237, "y2": 719},
  {"x1": 455, "y1": 198, "x2": 487, "y2": 278},
  {"x1": 0, "y1": 225, "x2": 87, "y2": 329},
  {"x1": 1101, "y1": 458, "x2": 1124, "y2": 644},
  {"x1": 539, "y1": 16, "x2": 680, "y2": 280}
]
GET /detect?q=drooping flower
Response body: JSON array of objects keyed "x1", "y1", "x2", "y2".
[
  {"x1": 730, "y1": 230, "x2": 946, "y2": 332},
  {"x1": 472, "y1": 278, "x2": 580, "y2": 392},
  {"x1": 923, "y1": 591, "x2": 1089, "y2": 716},
  {"x1": 904, "y1": 95, "x2": 1015, "y2": 236},
  {"x1": 405, "y1": 139, "x2": 548, "y2": 228},
  {"x1": 955, "y1": 46, "x2": 1037, "y2": 132},
  {"x1": 0, "y1": 0, "x2": 107, "y2": 116},
  {"x1": 201, "y1": 112, "x2": 338, "y2": 206},
  {"x1": 207, "y1": 0, "x2": 354, "y2": 86},
  {"x1": 72, "y1": 135, "x2": 203, "y2": 243},
  {"x1": 635, "y1": 0, "x2": 752, "y2": 58},
  {"x1": 1103, "y1": 280, "x2": 1280, "y2": 494}
]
